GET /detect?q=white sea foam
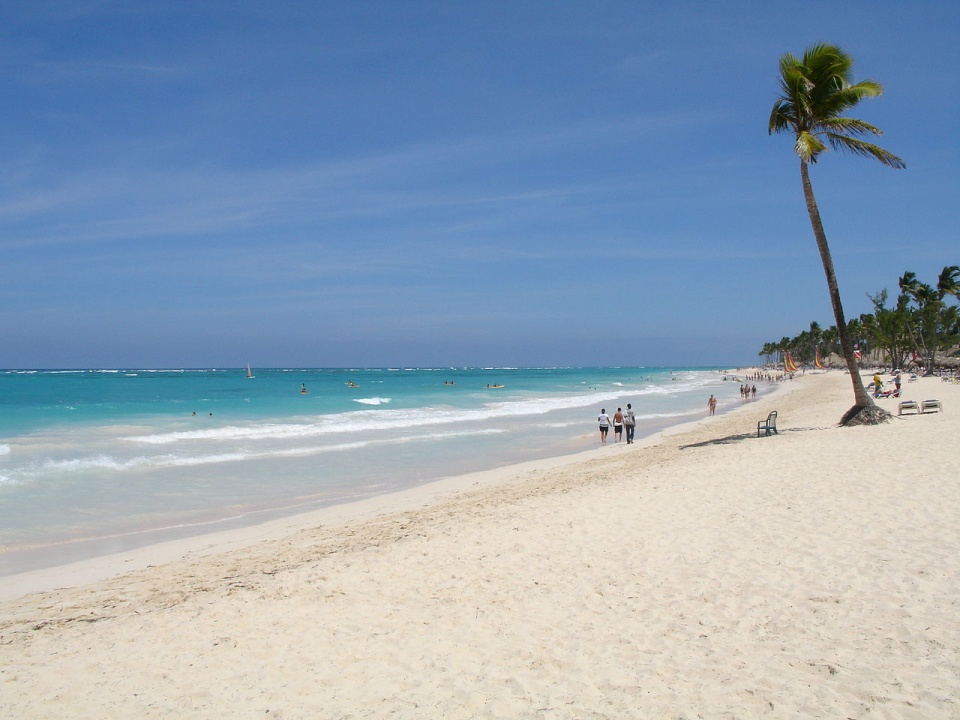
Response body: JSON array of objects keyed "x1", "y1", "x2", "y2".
[
  {"x1": 13, "y1": 426, "x2": 515, "y2": 480},
  {"x1": 0, "y1": 445, "x2": 10, "y2": 457},
  {"x1": 126, "y1": 390, "x2": 628, "y2": 446},
  {"x1": 21, "y1": 451, "x2": 272, "y2": 477},
  {"x1": 353, "y1": 397, "x2": 392, "y2": 406}
]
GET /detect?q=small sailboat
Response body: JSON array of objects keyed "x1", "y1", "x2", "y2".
[
  {"x1": 246, "y1": 364, "x2": 255, "y2": 379},
  {"x1": 785, "y1": 352, "x2": 798, "y2": 374}
]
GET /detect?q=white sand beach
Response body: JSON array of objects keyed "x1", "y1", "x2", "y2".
[{"x1": 1, "y1": 370, "x2": 958, "y2": 718}]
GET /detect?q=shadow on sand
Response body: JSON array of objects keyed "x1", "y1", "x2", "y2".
[{"x1": 679, "y1": 427, "x2": 826, "y2": 450}]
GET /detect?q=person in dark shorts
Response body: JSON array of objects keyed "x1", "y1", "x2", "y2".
[{"x1": 597, "y1": 408, "x2": 612, "y2": 445}]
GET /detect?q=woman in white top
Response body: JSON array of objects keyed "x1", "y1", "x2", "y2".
[{"x1": 597, "y1": 408, "x2": 612, "y2": 445}]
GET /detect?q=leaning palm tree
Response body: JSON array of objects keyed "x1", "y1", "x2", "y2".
[{"x1": 769, "y1": 43, "x2": 905, "y2": 425}]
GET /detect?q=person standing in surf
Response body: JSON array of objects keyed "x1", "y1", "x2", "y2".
[
  {"x1": 597, "y1": 408, "x2": 612, "y2": 445},
  {"x1": 624, "y1": 403, "x2": 636, "y2": 444},
  {"x1": 612, "y1": 408, "x2": 625, "y2": 443}
]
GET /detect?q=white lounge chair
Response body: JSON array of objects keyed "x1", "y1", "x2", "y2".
[
  {"x1": 898, "y1": 400, "x2": 920, "y2": 416},
  {"x1": 921, "y1": 399, "x2": 942, "y2": 413}
]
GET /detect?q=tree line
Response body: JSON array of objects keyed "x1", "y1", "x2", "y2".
[{"x1": 758, "y1": 265, "x2": 960, "y2": 373}]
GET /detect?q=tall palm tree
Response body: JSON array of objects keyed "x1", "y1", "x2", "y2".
[{"x1": 769, "y1": 43, "x2": 905, "y2": 425}]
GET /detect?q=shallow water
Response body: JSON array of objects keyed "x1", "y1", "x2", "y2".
[{"x1": 0, "y1": 366, "x2": 763, "y2": 574}]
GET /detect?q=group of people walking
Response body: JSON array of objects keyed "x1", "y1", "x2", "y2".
[
  {"x1": 597, "y1": 405, "x2": 636, "y2": 445},
  {"x1": 600, "y1": 393, "x2": 725, "y2": 445}
]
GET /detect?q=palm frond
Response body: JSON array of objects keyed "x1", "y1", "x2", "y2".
[
  {"x1": 899, "y1": 272, "x2": 919, "y2": 293},
  {"x1": 768, "y1": 100, "x2": 796, "y2": 134},
  {"x1": 818, "y1": 116, "x2": 885, "y2": 137},
  {"x1": 777, "y1": 52, "x2": 802, "y2": 81},
  {"x1": 802, "y1": 43, "x2": 849, "y2": 79},
  {"x1": 845, "y1": 79, "x2": 884, "y2": 98},
  {"x1": 938, "y1": 266, "x2": 960, "y2": 296},
  {"x1": 796, "y1": 132, "x2": 826, "y2": 163},
  {"x1": 825, "y1": 135, "x2": 906, "y2": 168},
  {"x1": 824, "y1": 82, "x2": 884, "y2": 115}
]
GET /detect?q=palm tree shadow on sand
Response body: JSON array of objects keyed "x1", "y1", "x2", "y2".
[{"x1": 679, "y1": 427, "x2": 828, "y2": 449}]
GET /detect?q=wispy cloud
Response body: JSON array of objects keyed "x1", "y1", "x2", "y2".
[{"x1": 0, "y1": 109, "x2": 715, "y2": 252}]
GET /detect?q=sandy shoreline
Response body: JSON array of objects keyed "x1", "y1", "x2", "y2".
[
  {"x1": 2, "y1": 370, "x2": 958, "y2": 718},
  {"x1": 0, "y1": 372, "x2": 779, "y2": 602}
]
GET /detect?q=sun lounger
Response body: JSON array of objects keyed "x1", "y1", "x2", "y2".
[
  {"x1": 921, "y1": 399, "x2": 942, "y2": 413},
  {"x1": 757, "y1": 410, "x2": 778, "y2": 437},
  {"x1": 897, "y1": 400, "x2": 920, "y2": 416}
]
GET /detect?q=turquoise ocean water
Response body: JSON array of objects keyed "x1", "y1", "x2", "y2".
[{"x1": 0, "y1": 366, "x2": 760, "y2": 575}]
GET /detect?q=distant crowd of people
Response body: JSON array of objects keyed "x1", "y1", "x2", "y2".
[
  {"x1": 723, "y1": 368, "x2": 795, "y2": 383},
  {"x1": 734, "y1": 371, "x2": 791, "y2": 383}
]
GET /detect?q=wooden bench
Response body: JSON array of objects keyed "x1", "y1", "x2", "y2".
[{"x1": 757, "y1": 411, "x2": 778, "y2": 437}]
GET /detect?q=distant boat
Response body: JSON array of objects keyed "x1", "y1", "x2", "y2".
[{"x1": 246, "y1": 364, "x2": 254, "y2": 379}]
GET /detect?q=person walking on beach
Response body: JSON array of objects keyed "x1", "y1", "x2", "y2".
[
  {"x1": 708, "y1": 394, "x2": 717, "y2": 416},
  {"x1": 624, "y1": 403, "x2": 636, "y2": 443},
  {"x1": 598, "y1": 408, "x2": 612, "y2": 445},
  {"x1": 613, "y1": 408, "x2": 625, "y2": 443}
]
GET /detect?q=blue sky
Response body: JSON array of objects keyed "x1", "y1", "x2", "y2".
[{"x1": 1, "y1": 1, "x2": 957, "y2": 369}]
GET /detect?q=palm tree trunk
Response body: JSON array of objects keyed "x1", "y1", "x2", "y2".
[{"x1": 800, "y1": 161, "x2": 877, "y2": 414}]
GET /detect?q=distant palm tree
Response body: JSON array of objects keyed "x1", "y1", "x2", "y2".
[
  {"x1": 899, "y1": 265, "x2": 960, "y2": 374},
  {"x1": 769, "y1": 43, "x2": 905, "y2": 425},
  {"x1": 807, "y1": 320, "x2": 823, "y2": 365}
]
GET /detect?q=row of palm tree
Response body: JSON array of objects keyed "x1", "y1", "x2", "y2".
[{"x1": 759, "y1": 265, "x2": 960, "y2": 373}]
